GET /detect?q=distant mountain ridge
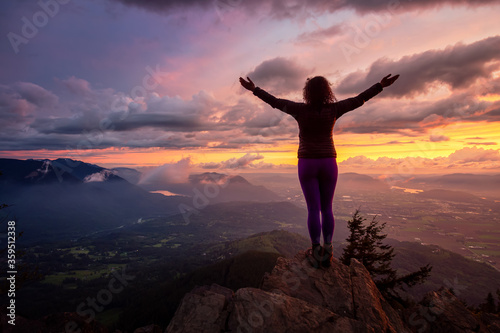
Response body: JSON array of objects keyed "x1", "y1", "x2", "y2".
[
  {"x1": 142, "y1": 170, "x2": 281, "y2": 203},
  {"x1": 336, "y1": 172, "x2": 390, "y2": 192},
  {"x1": 417, "y1": 188, "x2": 486, "y2": 203},
  {"x1": 111, "y1": 167, "x2": 142, "y2": 184},
  {"x1": 0, "y1": 158, "x2": 88, "y2": 184},
  {"x1": 0, "y1": 158, "x2": 190, "y2": 243},
  {"x1": 404, "y1": 173, "x2": 500, "y2": 198},
  {"x1": 0, "y1": 158, "x2": 286, "y2": 244}
]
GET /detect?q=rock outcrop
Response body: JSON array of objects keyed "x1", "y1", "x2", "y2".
[
  {"x1": 405, "y1": 288, "x2": 489, "y2": 333},
  {"x1": 166, "y1": 250, "x2": 500, "y2": 333}
]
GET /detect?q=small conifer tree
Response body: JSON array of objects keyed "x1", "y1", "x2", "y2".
[
  {"x1": 340, "y1": 209, "x2": 432, "y2": 301},
  {"x1": 497, "y1": 289, "x2": 500, "y2": 313},
  {"x1": 481, "y1": 292, "x2": 497, "y2": 313}
]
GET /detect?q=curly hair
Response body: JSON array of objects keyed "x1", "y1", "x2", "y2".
[{"x1": 303, "y1": 76, "x2": 337, "y2": 106}]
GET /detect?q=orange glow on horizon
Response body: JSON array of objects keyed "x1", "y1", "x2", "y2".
[
  {"x1": 477, "y1": 94, "x2": 500, "y2": 102},
  {"x1": 1, "y1": 121, "x2": 498, "y2": 172},
  {"x1": 336, "y1": 121, "x2": 500, "y2": 161}
]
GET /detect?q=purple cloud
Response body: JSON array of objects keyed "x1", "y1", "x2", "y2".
[
  {"x1": 246, "y1": 57, "x2": 312, "y2": 95},
  {"x1": 112, "y1": 0, "x2": 499, "y2": 17},
  {"x1": 336, "y1": 35, "x2": 500, "y2": 98}
]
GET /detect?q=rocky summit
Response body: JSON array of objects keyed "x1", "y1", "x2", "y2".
[{"x1": 166, "y1": 250, "x2": 500, "y2": 333}]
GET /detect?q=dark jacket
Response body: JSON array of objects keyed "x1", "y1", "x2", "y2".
[{"x1": 253, "y1": 83, "x2": 383, "y2": 158}]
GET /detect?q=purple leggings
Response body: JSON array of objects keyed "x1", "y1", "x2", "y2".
[{"x1": 298, "y1": 157, "x2": 338, "y2": 245}]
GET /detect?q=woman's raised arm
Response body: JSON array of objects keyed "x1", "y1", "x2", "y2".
[
  {"x1": 239, "y1": 76, "x2": 300, "y2": 117},
  {"x1": 333, "y1": 73, "x2": 400, "y2": 117}
]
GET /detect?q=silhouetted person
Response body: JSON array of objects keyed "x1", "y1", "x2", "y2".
[{"x1": 240, "y1": 73, "x2": 399, "y2": 268}]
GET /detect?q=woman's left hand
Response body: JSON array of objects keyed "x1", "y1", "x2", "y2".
[{"x1": 239, "y1": 77, "x2": 256, "y2": 92}]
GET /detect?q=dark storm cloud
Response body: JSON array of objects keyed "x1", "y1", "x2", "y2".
[
  {"x1": 113, "y1": 0, "x2": 209, "y2": 12},
  {"x1": 112, "y1": 0, "x2": 499, "y2": 17},
  {"x1": 31, "y1": 112, "x2": 210, "y2": 134},
  {"x1": 330, "y1": 0, "x2": 499, "y2": 14},
  {"x1": 0, "y1": 133, "x2": 96, "y2": 151},
  {"x1": 336, "y1": 35, "x2": 500, "y2": 98},
  {"x1": 335, "y1": 84, "x2": 499, "y2": 136},
  {"x1": 0, "y1": 79, "x2": 232, "y2": 151},
  {"x1": 475, "y1": 106, "x2": 500, "y2": 122},
  {"x1": 467, "y1": 142, "x2": 497, "y2": 145},
  {"x1": 112, "y1": 113, "x2": 207, "y2": 131},
  {"x1": 29, "y1": 88, "x2": 229, "y2": 136},
  {"x1": 246, "y1": 57, "x2": 312, "y2": 94},
  {"x1": 220, "y1": 100, "x2": 296, "y2": 139},
  {"x1": 1, "y1": 77, "x2": 298, "y2": 151}
]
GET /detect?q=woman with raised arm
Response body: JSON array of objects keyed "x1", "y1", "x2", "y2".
[{"x1": 239, "y1": 73, "x2": 399, "y2": 268}]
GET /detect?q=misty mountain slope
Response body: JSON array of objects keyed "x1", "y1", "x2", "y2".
[
  {"x1": 336, "y1": 172, "x2": 391, "y2": 193},
  {"x1": 330, "y1": 238, "x2": 500, "y2": 308},
  {"x1": 0, "y1": 158, "x2": 82, "y2": 184},
  {"x1": 0, "y1": 158, "x2": 190, "y2": 243},
  {"x1": 405, "y1": 173, "x2": 500, "y2": 198},
  {"x1": 140, "y1": 171, "x2": 281, "y2": 203},
  {"x1": 111, "y1": 167, "x2": 142, "y2": 184},
  {"x1": 124, "y1": 200, "x2": 310, "y2": 244},
  {"x1": 203, "y1": 229, "x2": 311, "y2": 259},
  {"x1": 417, "y1": 188, "x2": 488, "y2": 203},
  {"x1": 386, "y1": 239, "x2": 500, "y2": 306}
]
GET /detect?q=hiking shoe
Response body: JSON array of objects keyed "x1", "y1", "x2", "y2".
[
  {"x1": 306, "y1": 244, "x2": 323, "y2": 269},
  {"x1": 321, "y1": 243, "x2": 333, "y2": 268}
]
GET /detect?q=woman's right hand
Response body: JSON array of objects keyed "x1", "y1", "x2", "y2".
[
  {"x1": 380, "y1": 74, "x2": 399, "y2": 87},
  {"x1": 239, "y1": 77, "x2": 256, "y2": 92}
]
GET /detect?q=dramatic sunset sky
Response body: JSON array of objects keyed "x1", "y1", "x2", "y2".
[{"x1": 1, "y1": 0, "x2": 500, "y2": 177}]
